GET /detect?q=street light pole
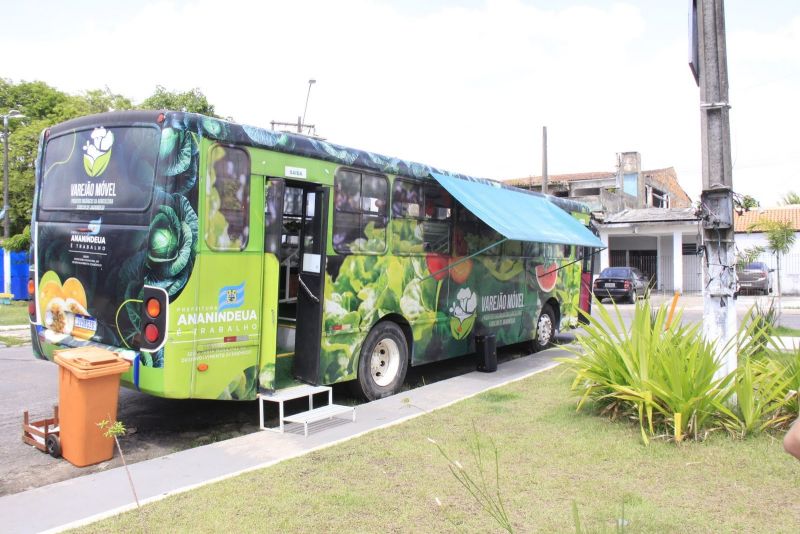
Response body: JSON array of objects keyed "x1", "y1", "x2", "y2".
[
  {"x1": 2, "y1": 110, "x2": 26, "y2": 240},
  {"x1": 2, "y1": 110, "x2": 25, "y2": 296},
  {"x1": 302, "y1": 79, "x2": 316, "y2": 134}
]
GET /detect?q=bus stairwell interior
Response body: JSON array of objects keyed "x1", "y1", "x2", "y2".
[{"x1": 277, "y1": 185, "x2": 304, "y2": 356}]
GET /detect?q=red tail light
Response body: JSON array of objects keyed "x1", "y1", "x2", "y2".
[
  {"x1": 146, "y1": 298, "x2": 161, "y2": 318},
  {"x1": 28, "y1": 276, "x2": 36, "y2": 320},
  {"x1": 144, "y1": 323, "x2": 160, "y2": 343},
  {"x1": 624, "y1": 281, "x2": 631, "y2": 290},
  {"x1": 140, "y1": 286, "x2": 168, "y2": 351}
]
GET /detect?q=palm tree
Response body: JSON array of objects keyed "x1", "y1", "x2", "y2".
[
  {"x1": 749, "y1": 219, "x2": 797, "y2": 321},
  {"x1": 781, "y1": 191, "x2": 800, "y2": 205}
]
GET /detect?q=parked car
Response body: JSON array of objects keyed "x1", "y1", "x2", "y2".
[
  {"x1": 736, "y1": 261, "x2": 773, "y2": 295},
  {"x1": 593, "y1": 266, "x2": 650, "y2": 303}
]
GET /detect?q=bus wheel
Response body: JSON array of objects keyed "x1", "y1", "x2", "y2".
[
  {"x1": 357, "y1": 322, "x2": 409, "y2": 401},
  {"x1": 533, "y1": 305, "x2": 555, "y2": 352}
]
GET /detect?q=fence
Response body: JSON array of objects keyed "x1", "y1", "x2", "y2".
[
  {"x1": 2, "y1": 250, "x2": 29, "y2": 299},
  {"x1": 658, "y1": 253, "x2": 800, "y2": 295}
]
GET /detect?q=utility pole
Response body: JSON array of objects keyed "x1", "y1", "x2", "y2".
[
  {"x1": 541, "y1": 126, "x2": 548, "y2": 195},
  {"x1": 691, "y1": 0, "x2": 737, "y2": 378},
  {"x1": 271, "y1": 79, "x2": 318, "y2": 137}
]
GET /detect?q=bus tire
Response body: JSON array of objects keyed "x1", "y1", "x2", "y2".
[
  {"x1": 356, "y1": 321, "x2": 409, "y2": 401},
  {"x1": 533, "y1": 304, "x2": 555, "y2": 352}
]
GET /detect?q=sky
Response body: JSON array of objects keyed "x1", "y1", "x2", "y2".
[{"x1": 2, "y1": 0, "x2": 798, "y2": 206}]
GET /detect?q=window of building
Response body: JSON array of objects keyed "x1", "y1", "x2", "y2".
[
  {"x1": 573, "y1": 187, "x2": 601, "y2": 196},
  {"x1": 623, "y1": 173, "x2": 638, "y2": 197}
]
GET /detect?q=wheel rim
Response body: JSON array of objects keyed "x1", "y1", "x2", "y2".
[
  {"x1": 537, "y1": 313, "x2": 553, "y2": 346},
  {"x1": 370, "y1": 337, "x2": 400, "y2": 387}
]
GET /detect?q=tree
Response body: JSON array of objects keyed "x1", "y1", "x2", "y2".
[
  {"x1": 139, "y1": 85, "x2": 216, "y2": 116},
  {"x1": 0, "y1": 79, "x2": 137, "y2": 240},
  {"x1": 733, "y1": 194, "x2": 759, "y2": 214},
  {"x1": 749, "y1": 218, "x2": 797, "y2": 321},
  {"x1": 780, "y1": 191, "x2": 800, "y2": 206}
]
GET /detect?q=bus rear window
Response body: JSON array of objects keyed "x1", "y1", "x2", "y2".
[{"x1": 40, "y1": 126, "x2": 159, "y2": 212}]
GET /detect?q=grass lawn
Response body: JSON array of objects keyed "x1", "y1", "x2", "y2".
[
  {"x1": 79, "y1": 368, "x2": 799, "y2": 533},
  {"x1": 0, "y1": 300, "x2": 29, "y2": 327}
]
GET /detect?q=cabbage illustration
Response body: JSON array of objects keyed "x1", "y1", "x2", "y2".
[
  {"x1": 82, "y1": 127, "x2": 114, "y2": 177},
  {"x1": 145, "y1": 194, "x2": 198, "y2": 297}
]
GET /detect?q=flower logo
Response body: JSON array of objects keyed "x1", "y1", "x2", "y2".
[
  {"x1": 449, "y1": 287, "x2": 477, "y2": 340},
  {"x1": 83, "y1": 127, "x2": 114, "y2": 177}
]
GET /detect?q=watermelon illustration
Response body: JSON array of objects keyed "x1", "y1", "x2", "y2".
[{"x1": 535, "y1": 263, "x2": 558, "y2": 293}]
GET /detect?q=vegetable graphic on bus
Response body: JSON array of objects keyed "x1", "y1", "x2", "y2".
[{"x1": 30, "y1": 111, "x2": 602, "y2": 402}]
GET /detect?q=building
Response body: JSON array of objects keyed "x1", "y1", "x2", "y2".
[
  {"x1": 506, "y1": 152, "x2": 700, "y2": 293},
  {"x1": 734, "y1": 205, "x2": 800, "y2": 295}
]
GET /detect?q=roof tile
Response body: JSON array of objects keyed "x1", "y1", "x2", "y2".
[{"x1": 734, "y1": 205, "x2": 800, "y2": 232}]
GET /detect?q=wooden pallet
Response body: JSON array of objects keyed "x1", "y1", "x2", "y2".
[{"x1": 23, "y1": 406, "x2": 60, "y2": 456}]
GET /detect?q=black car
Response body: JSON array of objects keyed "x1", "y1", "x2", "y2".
[{"x1": 593, "y1": 267, "x2": 650, "y2": 303}]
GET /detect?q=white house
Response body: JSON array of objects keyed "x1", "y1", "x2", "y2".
[{"x1": 734, "y1": 205, "x2": 800, "y2": 295}]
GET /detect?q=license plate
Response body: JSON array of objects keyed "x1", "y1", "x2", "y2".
[
  {"x1": 605, "y1": 283, "x2": 616, "y2": 288},
  {"x1": 740, "y1": 282, "x2": 752, "y2": 287}
]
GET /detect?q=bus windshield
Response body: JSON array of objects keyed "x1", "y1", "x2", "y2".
[{"x1": 40, "y1": 126, "x2": 160, "y2": 212}]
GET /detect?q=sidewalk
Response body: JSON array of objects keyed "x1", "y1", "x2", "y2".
[{"x1": 0, "y1": 348, "x2": 566, "y2": 534}]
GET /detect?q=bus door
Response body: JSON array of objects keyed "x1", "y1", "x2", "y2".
[
  {"x1": 192, "y1": 144, "x2": 262, "y2": 399},
  {"x1": 292, "y1": 185, "x2": 329, "y2": 384},
  {"x1": 579, "y1": 246, "x2": 593, "y2": 323}
]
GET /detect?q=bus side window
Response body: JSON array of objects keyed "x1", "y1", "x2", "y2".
[
  {"x1": 264, "y1": 179, "x2": 284, "y2": 255},
  {"x1": 333, "y1": 169, "x2": 388, "y2": 254},
  {"x1": 503, "y1": 240, "x2": 522, "y2": 257},
  {"x1": 390, "y1": 178, "x2": 425, "y2": 255},
  {"x1": 206, "y1": 145, "x2": 250, "y2": 251},
  {"x1": 422, "y1": 185, "x2": 451, "y2": 255},
  {"x1": 456, "y1": 206, "x2": 498, "y2": 256}
]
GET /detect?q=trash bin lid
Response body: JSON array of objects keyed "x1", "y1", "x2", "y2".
[{"x1": 54, "y1": 346, "x2": 131, "y2": 378}]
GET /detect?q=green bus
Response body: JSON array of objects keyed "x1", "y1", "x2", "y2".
[{"x1": 29, "y1": 111, "x2": 603, "y2": 401}]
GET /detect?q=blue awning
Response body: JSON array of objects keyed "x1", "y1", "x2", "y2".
[{"x1": 430, "y1": 172, "x2": 605, "y2": 248}]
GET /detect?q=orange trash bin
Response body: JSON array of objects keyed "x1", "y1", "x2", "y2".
[{"x1": 53, "y1": 347, "x2": 131, "y2": 467}]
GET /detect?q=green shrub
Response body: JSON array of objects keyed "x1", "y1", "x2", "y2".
[
  {"x1": 558, "y1": 298, "x2": 731, "y2": 443},
  {"x1": 739, "y1": 300, "x2": 778, "y2": 359},
  {"x1": 716, "y1": 358, "x2": 794, "y2": 437},
  {"x1": 559, "y1": 297, "x2": 798, "y2": 444}
]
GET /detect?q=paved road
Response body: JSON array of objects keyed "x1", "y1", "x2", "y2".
[
  {"x1": 615, "y1": 292, "x2": 800, "y2": 330},
  {"x1": 2, "y1": 292, "x2": 798, "y2": 495}
]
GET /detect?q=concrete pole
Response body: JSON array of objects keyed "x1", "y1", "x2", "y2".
[
  {"x1": 541, "y1": 126, "x2": 548, "y2": 195},
  {"x1": 656, "y1": 235, "x2": 663, "y2": 291},
  {"x1": 3, "y1": 114, "x2": 11, "y2": 293},
  {"x1": 696, "y1": 0, "x2": 737, "y2": 378},
  {"x1": 599, "y1": 231, "x2": 610, "y2": 271},
  {"x1": 673, "y1": 230, "x2": 684, "y2": 294},
  {"x1": 3, "y1": 114, "x2": 8, "y2": 240}
]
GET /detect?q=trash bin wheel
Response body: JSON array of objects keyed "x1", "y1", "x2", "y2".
[{"x1": 46, "y1": 434, "x2": 61, "y2": 458}]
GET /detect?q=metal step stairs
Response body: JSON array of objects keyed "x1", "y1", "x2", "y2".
[{"x1": 258, "y1": 384, "x2": 355, "y2": 437}]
